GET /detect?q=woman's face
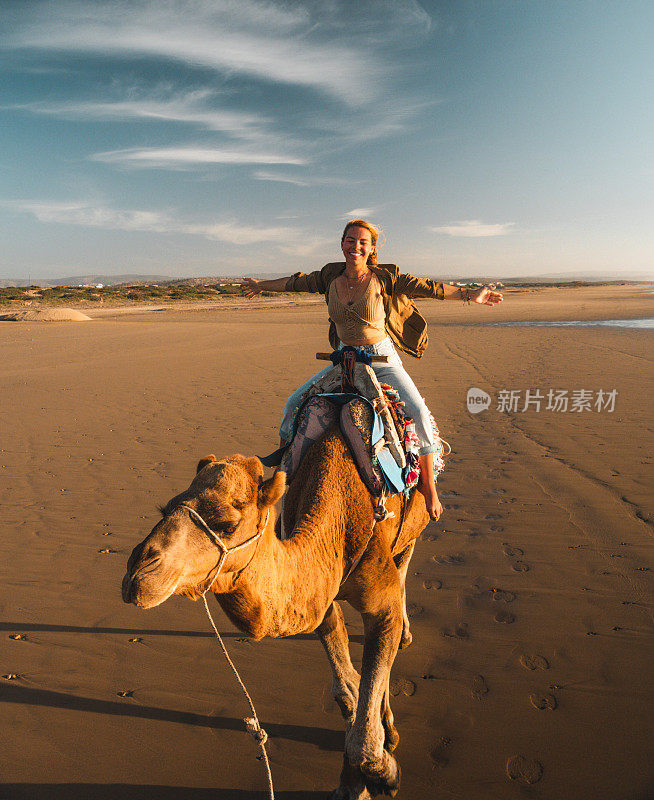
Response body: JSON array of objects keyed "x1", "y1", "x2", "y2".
[{"x1": 341, "y1": 225, "x2": 374, "y2": 268}]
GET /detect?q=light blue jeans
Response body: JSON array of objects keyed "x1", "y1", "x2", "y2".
[{"x1": 279, "y1": 336, "x2": 439, "y2": 455}]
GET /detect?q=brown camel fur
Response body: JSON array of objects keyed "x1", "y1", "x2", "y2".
[{"x1": 122, "y1": 427, "x2": 429, "y2": 799}]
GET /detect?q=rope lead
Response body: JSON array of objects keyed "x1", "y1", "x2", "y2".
[{"x1": 202, "y1": 592, "x2": 275, "y2": 800}]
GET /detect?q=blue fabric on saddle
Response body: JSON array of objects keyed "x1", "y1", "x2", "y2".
[{"x1": 279, "y1": 349, "x2": 417, "y2": 497}]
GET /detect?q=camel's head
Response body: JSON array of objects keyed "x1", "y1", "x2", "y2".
[{"x1": 122, "y1": 454, "x2": 286, "y2": 609}]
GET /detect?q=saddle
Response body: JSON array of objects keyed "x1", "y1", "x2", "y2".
[{"x1": 270, "y1": 348, "x2": 446, "y2": 519}]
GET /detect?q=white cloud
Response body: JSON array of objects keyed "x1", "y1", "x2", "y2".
[
  {"x1": 430, "y1": 220, "x2": 516, "y2": 238},
  {"x1": 10, "y1": 201, "x2": 295, "y2": 243},
  {"x1": 278, "y1": 236, "x2": 334, "y2": 259},
  {"x1": 15, "y1": 92, "x2": 268, "y2": 136},
  {"x1": 92, "y1": 146, "x2": 307, "y2": 169},
  {"x1": 253, "y1": 170, "x2": 355, "y2": 187},
  {"x1": 253, "y1": 170, "x2": 310, "y2": 187},
  {"x1": 342, "y1": 208, "x2": 377, "y2": 220},
  {"x1": 5, "y1": 0, "x2": 384, "y2": 105},
  {"x1": 187, "y1": 220, "x2": 294, "y2": 245}
]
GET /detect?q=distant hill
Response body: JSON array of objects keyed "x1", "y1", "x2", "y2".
[
  {"x1": 0, "y1": 274, "x2": 173, "y2": 288},
  {"x1": 1, "y1": 270, "x2": 650, "y2": 288}
]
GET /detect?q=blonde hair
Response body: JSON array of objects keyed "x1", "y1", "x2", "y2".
[{"x1": 341, "y1": 219, "x2": 381, "y2": 266}]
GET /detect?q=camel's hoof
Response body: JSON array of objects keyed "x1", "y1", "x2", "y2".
[
  {"x1": 329, "y1": 787, "x2": 372, "y2": 800},
  {"x1": 399, "y1": 629, "x2": 413, "y2": 649},
  {"x1": 332, "y1": 755, "x2": 373, "y2": 800},
  {"x1": 360, "y1": 753, "x2": 401, "y2": 798}
]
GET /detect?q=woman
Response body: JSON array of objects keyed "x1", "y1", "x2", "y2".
[{"x1": 242, "y1": 219, "x2": 503, "y2": 520}]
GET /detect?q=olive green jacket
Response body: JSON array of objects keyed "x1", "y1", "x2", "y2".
[{"x1": 285, "y1": 262, "x2": 444, "y2": 359}]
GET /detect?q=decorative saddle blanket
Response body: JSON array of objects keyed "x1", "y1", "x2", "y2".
[{"x1": 278, "y1": 349, "x2": 444, "y2": 500}]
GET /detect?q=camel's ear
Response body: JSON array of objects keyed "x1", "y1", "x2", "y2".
[
  {"x1": 257, "y1": 470, "x2": 286, "y2": 508},
  {"x1": 196, "y1": 454, "x2": 216, "y2": 474}
]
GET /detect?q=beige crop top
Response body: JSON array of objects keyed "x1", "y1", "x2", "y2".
[{"x1": 327, "y1": 274, "x2": 386, "y2": 345}]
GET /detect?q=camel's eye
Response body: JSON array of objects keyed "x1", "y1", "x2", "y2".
[{"x1": 221, "y1": 522, "x2": 238, "y2": 535}]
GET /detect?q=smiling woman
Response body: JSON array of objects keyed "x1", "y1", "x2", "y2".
[{"x1": 242, "y1": 218, "x2": 503, "y2": 519}]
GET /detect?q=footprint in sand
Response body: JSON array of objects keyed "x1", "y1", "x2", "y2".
[
  {"x1": 506, "y1": 755, "x2": 543, "y2": 784},
  {"x1": 491, "y1": 589, "x2": 516, "y2": 603},
  {"x1": 433, "y1": 554, "x2": 465, "y2": 566},
  {"x1": 530, "y1": 692, "x2": 557, "y2": 711},
  {"x1": 494, "y1": 609, "x2": 516, "y2": 624},
  {"x1": 442, "y1": 622, "x2": 469, "y2": 640},
  {"x1": 519, "y1": 654, "x2": 550, "y2": 671},
  {"x1": 502, "y1": 544, "x2": 524, "y2": 558},
  {"x1": 429, "y1": 736, "x2": 452, "y2": 768},
  {"x1": 511, "y1": 560, "x2": 530, "y2": 572},
  {"x1": 128, "y1": 637, "x2": 143, "y2": 644},
  {"x1": 490, "y1": 525, "x2": 504, "y2": 532},
  {"x1": 389, "y1": 676, "x2": 416, "y2": 697},
  {"x1": 486, "y1": 513, "x2": 503, "y2": 520},
  {"x1": 422, "y1": 532, "x2": 438, "y2": 542},
  {"x1": 9, "y1": 634, "x2": 27, "y2": 641},
  {"x1": 422, "y1": 578, "x2": 442, "y2": 590},
  {"x1": 471, "y1": 674, "x2": 489, "y2": 700},
  {"x1": 117, "y1": 690, "x2": 134, "y2": 698},
  {"x1": 406, "y1": 603, "x2": 424, "y2": 618}
]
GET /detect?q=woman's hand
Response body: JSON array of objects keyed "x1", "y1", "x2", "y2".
[
  {"x1": 241, "y1": 277, "x2": 262, "y2": 298},
  {"x1": 472, "y1": 284, "x2": 503, "y2": 306}
]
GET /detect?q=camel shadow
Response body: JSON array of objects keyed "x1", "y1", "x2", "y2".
[
  {"x1": 0, "y1": 621, "x2": 364, "y2": 644},
  {"x1": 0, "y1": 786, "x2": 326, "y2": 799},
  {"x1": 0, "y1": 683, "x2": 344, "y2": 752}
]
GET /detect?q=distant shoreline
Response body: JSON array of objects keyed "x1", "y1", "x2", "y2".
[{"x1": 1, "y1": 282, "x2": 651, "y2": 324}]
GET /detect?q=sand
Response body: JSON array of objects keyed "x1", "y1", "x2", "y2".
[
  {"x1": 0, "y1": 308, "x2": 92, "y2": 322},
  {"x1": 0, "y1": 284, "x2": 651, "y2": 799}
]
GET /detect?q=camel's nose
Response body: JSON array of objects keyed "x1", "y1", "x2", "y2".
[
  {"x1": 122, "y1": 540, "x2": 167, "y2": 604},
  {"x1": 122, "y1": 541, "x2": 147, "y2": 604},
  {"x1": 121, "y1": 571, "x2": 135, "y2": 603}
]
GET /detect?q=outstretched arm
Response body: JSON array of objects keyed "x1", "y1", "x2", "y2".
[
  {"x1": 242, "y1": 267, "x2": 328, "y2": 298},
  {"x1": 241, "y1": 276, "x2": 291, "y2": 298},
  {"x1": 443, "y1": 283, "x2": 503, "y2": 305},
  {"x1": 396, "y1": 273, "x2": 503, "y2": 306}
]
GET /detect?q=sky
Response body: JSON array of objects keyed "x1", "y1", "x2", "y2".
[{"x1": 1, "y1": 0, "x2": 652, "y2": 280}]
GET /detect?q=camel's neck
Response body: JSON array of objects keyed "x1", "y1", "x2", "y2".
[{"x1": 214, "y1": 436, "x2": 371, "y2": 639}]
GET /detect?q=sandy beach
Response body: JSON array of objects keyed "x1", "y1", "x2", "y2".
[{"x1": 0, "y1": 284, "x2": 652, "y2": 800}]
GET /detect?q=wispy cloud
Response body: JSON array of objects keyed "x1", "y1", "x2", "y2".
[
  {"x1": 252, "y1": 170, "x2": 310, "y2": 187},
  {"x1": 342, "y1": 208, "x2": 377, "y2": 220},
  {"x1": 10, "y1": 201, "x2": 295, "y2": 244},
  {"x1": 92, "y1": 146, "x2": 307, "y2": 169},
  {"x1": 12, "y1": 91, "x2": 269, "y2": 136},
  {"x1": 4, "y1": 0, "x2": 388, "y2": 105},
  {"x1": 253, "y1": 170, "x2": 355, "y2": 187},
  {"x1": 430, "y1": 220, "x2": 516, "y2": 238}
]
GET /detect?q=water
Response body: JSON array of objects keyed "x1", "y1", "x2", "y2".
[{"x1": 472, "y1": 318, "x2": 654, "y2": 329}]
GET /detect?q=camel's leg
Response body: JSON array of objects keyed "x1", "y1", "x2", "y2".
[
  {"x1": 381, "y1": 672, "x2": 399, "y2": 752},
  {"x1": 317, "y1": 602, "x2": 360, "y2": 730},
  {"x1": 344, "y1": 559, "x2": 403, "y2": 798},
  {"x1": 393, "y1": 540, "x2": 416, "y2": 650}
]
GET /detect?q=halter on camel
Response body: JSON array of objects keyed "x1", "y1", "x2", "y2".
[{"x1": 178, "y1": 504, "x2": 269, "y2": 592}]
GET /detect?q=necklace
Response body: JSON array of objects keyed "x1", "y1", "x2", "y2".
[
  {"x1": 346, "y1": 270, "x2": 369, "y2": 290},
  {"x1": 343, "y1": 270, "x2": 370, "y2": 305}
]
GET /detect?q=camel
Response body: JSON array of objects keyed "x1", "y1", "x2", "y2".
[{"x1": 122, "y1": 427, "x2": 430, "y2": 799}]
